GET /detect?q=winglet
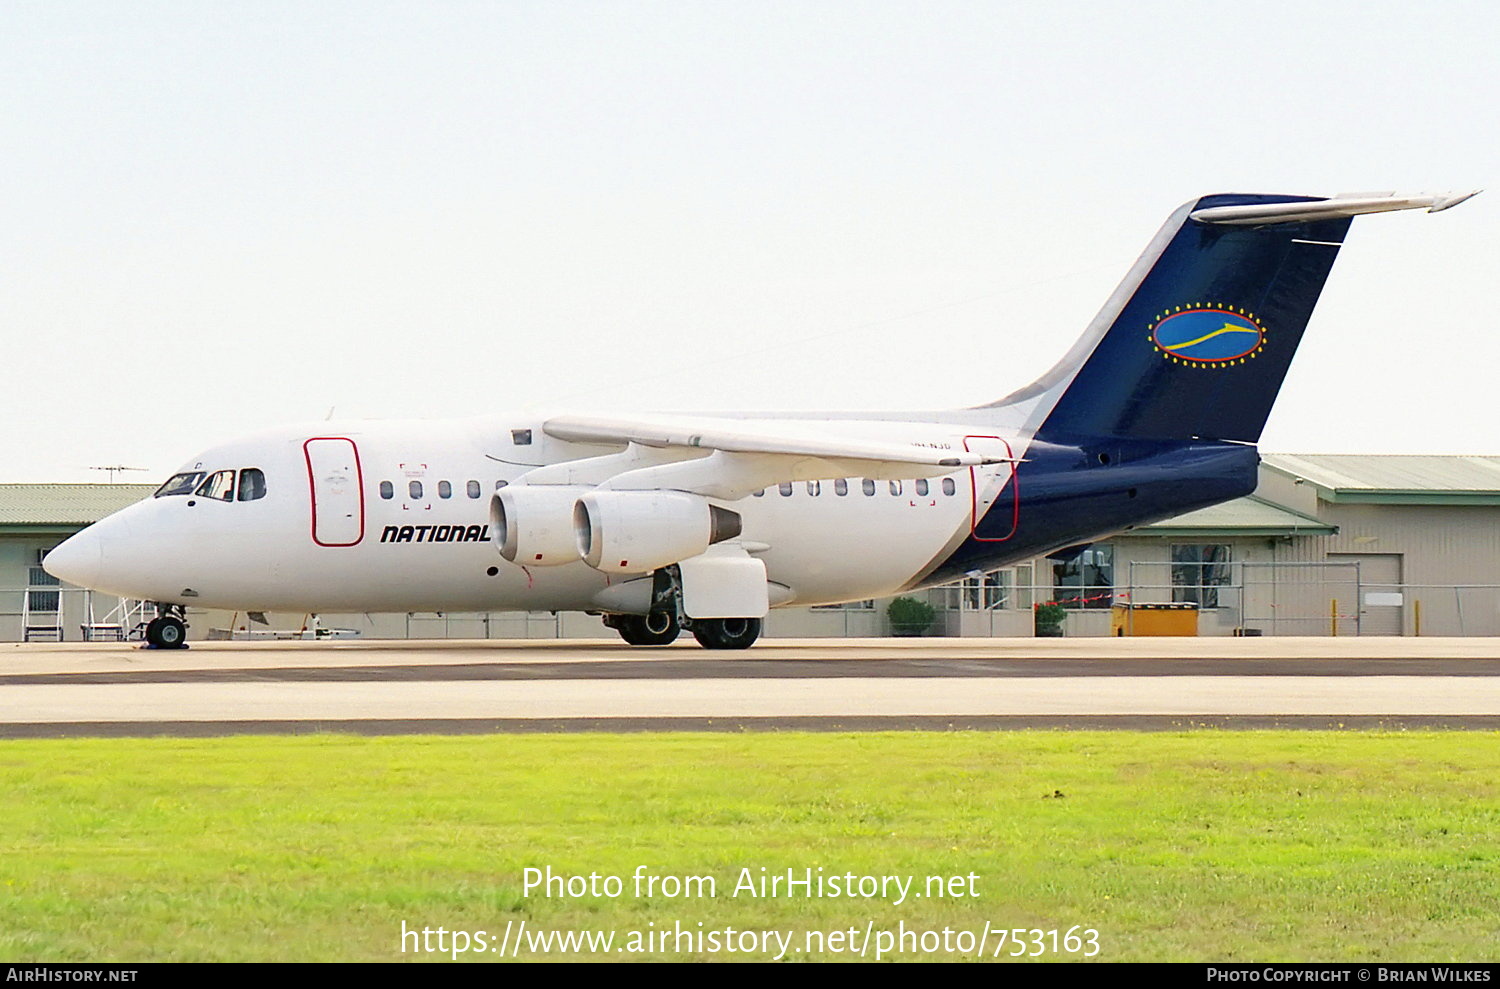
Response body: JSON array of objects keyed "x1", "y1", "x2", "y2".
[{"x1": 1190, "y1": 190, "x2": 1481, "y2": 226}]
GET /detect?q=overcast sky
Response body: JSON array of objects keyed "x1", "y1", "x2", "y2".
[{"x1": 4, "y1": 1, "x2": 1496, "y2": 482}]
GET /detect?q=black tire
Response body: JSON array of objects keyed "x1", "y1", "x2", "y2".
[
  {"x1": 691, "y1": 617, "x2": 762, "y2": 650},
  {"x1": 616, "y1": 611, "x2": 681, "y2": 646},
  {"x1": 146, "y1": 616, "x2": 188, "y2": 649}
]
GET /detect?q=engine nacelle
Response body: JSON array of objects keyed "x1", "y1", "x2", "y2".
[
  {"x1": 490, "y1": 486, "x2": 590, "y2": 566},
  {"x1": 574, "y1": 490, "x2": 742, "y2": 574}
]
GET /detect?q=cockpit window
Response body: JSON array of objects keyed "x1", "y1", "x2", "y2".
[
  {"x1": 195, "y1": 470, "x2": 236, "y2": 502},
  {"x1": 155, "y1": 472, "x2": 206, "y2": 498},
  {"x1": 238, "y1": 468, "x2": 267, "y2": 502}
]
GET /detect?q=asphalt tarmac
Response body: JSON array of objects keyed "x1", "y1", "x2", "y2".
[{"x1": 3, "y1": 637, "x2": 1500, "y2": 737}]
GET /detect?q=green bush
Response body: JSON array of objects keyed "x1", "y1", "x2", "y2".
[
  {"x1": 1033, "y1": 601, "x2": 1068, "y2": 637},
  {"x1": 886, "y1": 596, "x2": 936, "y2": 636}
]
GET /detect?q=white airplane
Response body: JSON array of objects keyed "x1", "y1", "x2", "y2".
[{"x1": 44, "y1": 191, "x2": 1478, "y2": 649}]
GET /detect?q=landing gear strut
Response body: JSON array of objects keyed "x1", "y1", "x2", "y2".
[{"x1": 145, "y1": 605, "x2": 188, "y2": 649}]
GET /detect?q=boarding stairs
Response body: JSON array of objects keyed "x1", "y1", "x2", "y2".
[{"x1": 21, "y1": 557, "x2": 63, "y2": 642}]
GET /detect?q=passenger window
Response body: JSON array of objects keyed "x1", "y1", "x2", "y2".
[
  {"x1": 195, "y1": 470, "x2": 236, "y2": 502},
  {"x1": 834, "y1": 478, "x2": 848, "y2": 496},
  {"x1": 942, "y1": 477, "x2": 957, "y2": 496},
  {"x1": 778, "y1": 482, "x2": 793, "y2": 497},
  {"x1": 806, "y1": 481, "x2": 820, "y2": 496},
  {"x1": 862, "y1": 478, "x2": 876, "y2": 496},
  {"x1": 467, "y1": 480, "x2": 481, "y2": 499},
  {"x1": 438, "y1": 480, "x2": 452, "y2": 499},
  {"x1": 512, "y1": 429, "x2": 533, "y2": 445},
  {"x1": 379, "y1": 481, "x2": 394, "y2": 500},
  {"x1": 409, "y1": 480, "x2": 423, "y2": 500},
  {"x1": 154, "y1": 471, "x2": 205, "y2": 498},
  {"x1": 889, "y1": 480, "x2": 903, "y2": 496},
  {"x1": 753, "y1": 489, "x2": 765, "y2": 497},
  {"x1": 496, "y1": 480, "x2": 508, "y2": 490},
  {"x1": 916, "y1": 479, "x2": 929, "y2": 496},
  {"x1": 237, "y1": 468, "x2": 267, "y2": 502}
]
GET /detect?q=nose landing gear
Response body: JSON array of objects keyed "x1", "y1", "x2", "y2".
[{"x1": 144, "y1": 605, "x2": 189, "y2": 649}]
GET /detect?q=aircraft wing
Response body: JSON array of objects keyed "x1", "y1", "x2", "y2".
[
  {"x1": 535, "y1": 413, "x2": 1014, "y2": 500},
  {"x1": 544, "y1": 414, "x2": 1008, "y2": 468}
]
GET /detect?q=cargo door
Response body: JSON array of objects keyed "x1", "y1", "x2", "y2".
[{"x1": 304, "y1": 437, "x2": 365, "y2": 546}]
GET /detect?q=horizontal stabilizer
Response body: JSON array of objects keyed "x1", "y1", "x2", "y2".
[{"x1": 1190, "y1": 191, "x2": 1480, "y2": 226}]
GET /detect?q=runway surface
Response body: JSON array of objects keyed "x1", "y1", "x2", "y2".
[{"x1": 4, "y1": 637, "x2": 1500, "y2": 736}]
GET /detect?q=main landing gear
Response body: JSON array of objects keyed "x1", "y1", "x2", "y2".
[
  {"x1": 612, "y1": 611, "x2": 682, "y2": 646},
  {"x1": 690, "y1": 617, "x2": 762, "y2": 651},
  {"x1": 144, "y1": 605, "x2": 189, "y2": 649},
  {"x1": 605, "y1": 567, "x2": 763, "y2": 650},
  {"x1": 607, "y1": 613, "x2": 762, "y2": 650}
]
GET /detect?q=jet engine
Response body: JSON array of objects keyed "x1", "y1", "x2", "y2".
[
  {"x1": 573, "y1": 490, "x2": 742, "y2": 574},
  {"x1": 490, "y1": 486, "x2": 590, "y2": 566}
]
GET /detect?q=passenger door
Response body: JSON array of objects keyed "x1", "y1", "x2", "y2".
[{"x1": 304, "y1": 437, "x2": 365, "y2": 546}]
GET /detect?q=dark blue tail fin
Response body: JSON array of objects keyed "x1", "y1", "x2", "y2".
[{"x1": 995, "y1": 191, "x2": 1473, "y2": 444}]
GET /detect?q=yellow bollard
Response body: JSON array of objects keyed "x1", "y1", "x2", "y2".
[
  {"x1": 1330, "y1": 598, "x2": 1338, "y2": 637},
  {"x1": 1414, "y1": 599, "x2": 1422, "y2": 637}
]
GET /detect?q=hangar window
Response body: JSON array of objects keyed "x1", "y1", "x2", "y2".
[
  {"x1": 834, "y1": 478, "x2": 848, "y2": 496},
  {"x1": 915, "y1": 479, "x2": 929, "y2": 497},
  {"x1": 862, "y1": 478, "x2": 876, "y2": 496},
  {"x1": 778, "y1": 482, "x2": 793, "y2": 497},
  {"x1": 889, "y1": 480, "x2": 902, "y2": 496},
  {"x1": 942, "y1": 477, "x2": 956, "y2": 496},
  {"x1": 467, "y1": 480, "x2": 481, "y2": 499},
  {"x1": 154, "y1": 472, "x2": 205, "y2": 498},
  {"x1": 409, "y1": 480, "x2": 423, "y2": 500},
  {"x1": 963, "y1": 569, "x2": 1011, "y2": 610},
  {"x1": 194, "y1": 470, "x2": 236, "y2": 502},
  {"x1": 1171, "y1": 544, "x2": 1231, "y2": 609},
  {"x1": 438, "y1": 480, "x2": 452, "y2": 499},
  {"x1": 379, "y1": 481, "x2": 393, "y2": 500},
  {"x1": 237, "y1": 468, "x2": 267, "y2": 502},
  {"x1": 1053, "y1": 546, "x2": 1114, "y2": 609}
]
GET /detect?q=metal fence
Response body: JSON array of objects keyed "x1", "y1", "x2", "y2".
[
  {"x1": 5, "y1": 567, "x2": 1500, "y2": 640},
  {"x1": 933, "y1": 559, "x2": 1500, "y2": 637}
]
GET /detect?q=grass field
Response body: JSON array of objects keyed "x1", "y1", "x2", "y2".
[{"x1": 1, "y1": 730, "x2": 1498, "y2": 962}]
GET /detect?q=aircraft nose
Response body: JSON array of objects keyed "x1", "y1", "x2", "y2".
[{"x1": 43, "y1": 527, "x2": 104, "y2": 588}]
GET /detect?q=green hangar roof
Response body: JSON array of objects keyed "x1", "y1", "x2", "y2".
[
  {"x1": 0, "y1": 484, "x2": 156, "y2": 533},
  {"x1": 1262, "y1": 454, "x2": 1500, "y2": 505},
  {"x1": 1140, "y1": 495, "x2": 1336, "y2": 538}
]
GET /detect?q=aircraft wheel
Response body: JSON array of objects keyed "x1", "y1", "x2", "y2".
[
  {"x1": 145, "y1": 616, "x2": 188, "y2": 649},
  {"x1": 691, "y1": 617, "x2": 762, "y2": 650},
  {"x1": 616, "y1": 611, "x2": 680, "y2": 646}
]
